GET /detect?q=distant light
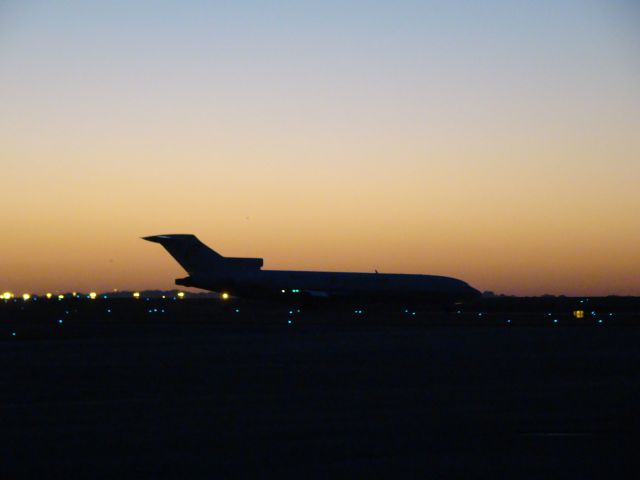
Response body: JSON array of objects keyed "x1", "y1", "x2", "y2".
[
  {"x1": 89, "y1": 292, "x2": 97, "y2": 300},
  {"x1": 46, "y1": 293, "x2": 52, "y2": 299},
  {"x1": 103, "y1": 295, "x2": 108, "y2": 299},
  {"x1": 2, "y1": 292, "x2": 13, "y2": 300},
  {"x1": 289, "y1": 310, "x2": 293, "y2": 315},
  {"x1": 72, "y1": 292, "x2": 77, "y2": 297},
  {"x1": 609, "y1": 313, "x2": 614, "y2": 317},
  {"x1": 287, "y1": 320, "x2": 292, "y2": 325},
  {"x1": 133, "y1": 292, "x2": 140, "y2": 299},
  {"x1": 162, "y1": 295, "x2": 166, "y2": 299},
  {"x1": 12, "y1": 332, "x2": 16, "y2": 337},
  {"x1": 58, "y1": 294, "x2": 65, "y2": 300},
  {"x1": 235, "y1": 308, "x2": 240, "y2": 313},
  {"x1": 281, "y1": 289, "x2": 286, "y2": 293},
  {"x1": 478, "y1": 313, "x2": 483, "y2": 317},
  {"x1": 573, "y1": 310, "x2": 585, "y2": 319},
  {"x1": 107, "y1": 309, "x2": 111, "y2": 313},
  {"x1": 221, "y1": 292, "x2": 230, "y2": 300},
  {"x1": 590, "y1": 311, "x2": 597, "y2": 316},
  {"x1": 177, "y1": 292, "x2": 185, "y2": 299},
  {"x1": 597, "y1": 319, "x2": 603, "y2": 324},
  {"x1": 22, "y1": 293, "x2": 31, "y2": 301},
  {"x1": 507, "y1": 319, "x2": 512, "y2": 324},
  {"x1": 553, "y1": 319, "x2": 558, "y2": 324}
]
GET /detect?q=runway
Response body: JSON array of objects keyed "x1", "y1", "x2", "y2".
[{"x1": 2, "y1": 305, "x2": 638, "y2": 477}]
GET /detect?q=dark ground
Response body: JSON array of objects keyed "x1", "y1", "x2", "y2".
[{"x1": 1, "y1": 298, "x2": 639, "y2": 478}]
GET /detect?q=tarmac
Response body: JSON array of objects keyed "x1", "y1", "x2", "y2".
[{"x1": 1, "y1": 299, "x2": 639, "y2": 478}]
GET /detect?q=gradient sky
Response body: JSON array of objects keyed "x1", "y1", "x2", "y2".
[{"x1": 1, "y1": 1, "x2": 639, "y2": 296}]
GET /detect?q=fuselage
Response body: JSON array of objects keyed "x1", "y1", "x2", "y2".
[{"x1": 178, "y1": 269, "x2": 481, "y2": 303}]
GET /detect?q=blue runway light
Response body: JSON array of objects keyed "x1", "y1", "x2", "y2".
[
  {"x1": 12, "y1": 332, "x2": 16, "y2": 337},
  {"x1": 287, "y1": 320, "x2": 292, "y2": 325},
  {"x1": 235, "y1": 308, "x2": 240, "y2": 313},
  {"x1": 58, "y1": 319, "x2": 63, "y2": 324},
  {"x1": 507, "y1": 319, "x2": 512, "y2": 324},
  {"x1": 553, "y1": 319, "x2": 558, "y2": 324},
  {"x1": 289, "y1": 310, "x2": 293, "y2": 315},
  {"x1": 107, "y1": 309, "x2": 111, "y2": 313}
]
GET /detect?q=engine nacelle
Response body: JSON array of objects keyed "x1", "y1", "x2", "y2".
[{"x1": 225, "y1": 257, "x2": 263, "y2": 271}]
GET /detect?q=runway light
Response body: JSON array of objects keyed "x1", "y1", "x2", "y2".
[
  {"x1": 287, "y1": 320, "x2": 292, "y2": 325},
  {"x1": 12, "y1": 332, "x2": 16, "y2": 337},
  {"x1": 46, "y1": 293, "x2": 52, "y2": 299},
  {"x1": 507, "y1": 319, "x2": 512, "y2": 324},
  {"x1": 281, "y1": 289, "x2": 286, "y2": 293},
  {"x1": 22, "y1": 293, "x2": 31, "y2": 301},
  {"x1": 2, "y1": 292, "x2": 13, "y2": 300},
  {"x1": 597, "y1": 319, "x2": 603, "y2": 324},
  {"x1": 89, "y1": 292, "x2": 97, "y2": 300},
  {"x1": 177, "y1": 292, "x2": 185, "y2": 299},
  {"x1": 553, "y1": 319, "x2": 559, "y2": 324},
  {"x1": 292, "y1": 289, "x2": 300, "y2": 293},
  {"x1": 221, "y1": 292, "x2": 230, "y2": 300},
  {"x1": 58, "y1": 319, "x2": 63, "y2": 324},
  {"x1": 133, "y1": 292, "x2": 140, "y2": 299},
  {"x1": 235, "y1": 308, "x2": 240, "y2": 313}
]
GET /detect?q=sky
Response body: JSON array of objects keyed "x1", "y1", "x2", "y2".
[{"x1": 1, "y1": 0, "x2": 639, "y2": 296}]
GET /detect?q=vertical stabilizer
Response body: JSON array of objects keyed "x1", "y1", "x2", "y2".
[{"x1": 142, "y1": 234, "x2": 223, "y2": 275}]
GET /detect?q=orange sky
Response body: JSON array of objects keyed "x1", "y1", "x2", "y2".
[{"x1": 1, "y1": 1, "x2": 639, "y2": 296}]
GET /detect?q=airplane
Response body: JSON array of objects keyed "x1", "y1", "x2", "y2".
[{"x1": 143, "y1": 234, "x2": 481, "y2": 304}]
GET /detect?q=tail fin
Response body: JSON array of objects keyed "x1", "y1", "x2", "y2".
[{"x1": 142, "y1": 234, "x2": 224, "y2": 275}]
